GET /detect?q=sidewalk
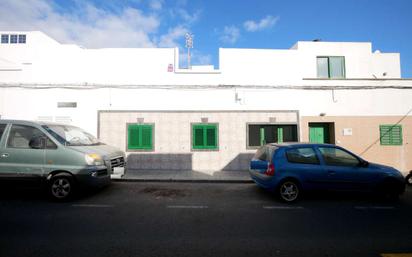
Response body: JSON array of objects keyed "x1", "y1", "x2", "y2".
[{"x1": 112, "y1": 169, "x2": 253, "y2": 183}]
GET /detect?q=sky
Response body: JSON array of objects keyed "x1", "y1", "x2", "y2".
[{"x1": 0, "y1": 0, "x2": 411, "y2": 77}]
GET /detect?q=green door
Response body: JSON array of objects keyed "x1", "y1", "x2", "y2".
[{"x1": 309, "y1": 124, "x2": 329, "y2": 143}]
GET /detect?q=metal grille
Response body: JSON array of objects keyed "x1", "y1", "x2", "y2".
[{"x1": 110, "y1": 157, "x2": 125, "y2": 171}]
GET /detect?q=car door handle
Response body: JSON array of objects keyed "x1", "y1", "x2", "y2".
[
  {"x1": 1, "y1": 153, "x2": 9, "y2": 158},
  {"x1": 327, "y1": 170, "x2": 336, "y2": 175}
]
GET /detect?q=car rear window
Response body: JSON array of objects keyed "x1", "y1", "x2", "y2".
[
  {"x1": 0, "y1": 124, "x2": 6, "y2": 141},
  {"x1": 286, "y1": 147, "x2": 320, "y2": 165},
  {"x1": 254, "y1": 146, "x2": 277, "y2": 161}
]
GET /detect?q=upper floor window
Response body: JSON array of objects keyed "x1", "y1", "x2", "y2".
[
  {"x1": 10, "y1": 34, "x2": 18, "y2": 44},
  {"x1": 1, "y1": 34, "x2": 26, "y2": 44},
  {"x1": 1, "y1": 34, "x2": 9, "y2": 43},
  {"x1": 317, "y1": 56, "x2": 345, "y2": 79},
  {"x1": 18, "y1": 34, "x2": 26, "y2": 44}
]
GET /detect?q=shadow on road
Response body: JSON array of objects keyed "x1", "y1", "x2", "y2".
[{"x1": 0, "y1": 182, "x2": 112, "y2": 203}]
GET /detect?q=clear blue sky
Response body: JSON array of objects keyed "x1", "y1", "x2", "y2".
[{"x1": 1, "y1": 0, "x2": 411, "y2": 77}]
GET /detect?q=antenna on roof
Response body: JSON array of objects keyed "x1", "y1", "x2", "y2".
[{"x1": 185, "y1": 33, "x2": 194, "y2": 69}]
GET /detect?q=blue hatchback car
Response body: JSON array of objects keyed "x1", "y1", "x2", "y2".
[{"x1": 249, "y1": 143, "x2": 405, "y2": 202}]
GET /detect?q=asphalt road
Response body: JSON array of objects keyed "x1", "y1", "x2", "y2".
[{"x1": 0, "y1": 182, "x2": 411, "y2": 257}]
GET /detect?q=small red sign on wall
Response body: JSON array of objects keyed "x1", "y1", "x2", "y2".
[{"x1": 167, "y1": 64, "x2": 174, "y2": 72}]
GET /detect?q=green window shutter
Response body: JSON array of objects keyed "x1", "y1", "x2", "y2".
[
  {"x1": 193, "y1": 127, "x2": 204, "y2": 148},
  {"x1": 127, "y1": 124, "x2": 153, "y2": 150},
  {"x1": 277, "y1": 127, "x2": 283, "y2": 143},
  {"x1": 260, "y1": 127, "x2": 265, "y2": 146},
  {"x1": 128, "y1": 125, "x2": 140, "y2": 149},
  {"x1": 380, "y1": 125, "x2": 402, "y2": 146},
  {"x1": 140, "y1": 125, "x2": 153, "y2": 149},
  {"x1": 192, "y1": 124, "x2": 218, "y2": 150},
  {"x1": 206, "y1": 127, "x2": 215, "y2": 146}
]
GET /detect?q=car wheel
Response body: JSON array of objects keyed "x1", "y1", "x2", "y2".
[
  {"x1": 406, "y1": 173, "x2": 412, "y2": 186},
  {"x1": 49, "y1": 174, "x2": 74, "y2": 201},
  {"x1": 278, "y1": 180, "x2": 300, "y2": 202},
  {"x1": 380, "y1": 179, "x2": 401, "y2": 201}
]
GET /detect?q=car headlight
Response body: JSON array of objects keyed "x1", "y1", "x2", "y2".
[{"x1": 85, "y1": 153, "x2": 104, "y2": 166}]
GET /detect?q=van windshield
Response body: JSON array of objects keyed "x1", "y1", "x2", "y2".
[{"x1": 42, "y1": 125, "x2": 102, "y2": 146}]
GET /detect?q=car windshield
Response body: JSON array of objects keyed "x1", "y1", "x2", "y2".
[{"x1": 42, "y1": 124, "x2": 102, "y2": 146}]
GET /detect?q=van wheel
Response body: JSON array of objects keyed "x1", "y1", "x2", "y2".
[
  {"x1": 278, "y1": 180, "x2": 301, "y2": 202},
  {"x1": 49, "y1": 174, "x2": 74, "y2": 201},
  {"x1": 406, "y1": 173, "x2": 412, "y2": 186}
]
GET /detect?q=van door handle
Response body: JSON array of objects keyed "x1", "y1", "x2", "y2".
[
  {"x1": 1, "y1": 153, "x2": 9, "y2": 158},
  {"x1": 327, "y1": 170, "x2": 336, "y2": 175}
]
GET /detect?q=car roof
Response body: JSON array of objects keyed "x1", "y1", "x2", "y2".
[
  {"x1": 266, "y1": 142, "x2": 336, "y2": 148},
  {"x1": 0, "y1": 119, "x2": 67, "y2": 127}
]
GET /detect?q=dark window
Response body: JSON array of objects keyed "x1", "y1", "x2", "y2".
[
  {"x1": 45, "y1": 138, "x2": 58, "y2": 149},
  {"x1": 254, "y1": 146, "x2": 267, "y2": 161},
  {"x1": 10, "y1": 34, "x2": 18, "y2": 44},
  {"x1": 0, "y1": 124, "x2": 7, "y2": 141},
  {"x1": 18, "y1": 34, "x2": 26, "y2": 44},
  {"x1": 7, "y1": 125, "x2": 48, "y2": 149},
  {"x1": 380, "y1": 125, "x2": 402, "y2": 146},
  {"x1": 286, "y1": 147, "x2": 319, "y2": 165},
  {"x1": 317, "y1": 56, "x2": 345, "y2": 78},
  {"x1": 127, "y1": 124, "x2": 153, "y2": 150},
  {"x1": 192, "y1": 124, "x2": 218, "y2": 150},
  {"x1": 319, "y1": 147, "x2": 359, "y2": 167},
  {"x1": 1, "y1": 34, "x2": 9, "y2": 44},
  {"x1": 248, "y1": 124, "x2": 297, "y2": 147},
  {"x1": 254, "y1": 146, "x2": 277, "y2": 162}
]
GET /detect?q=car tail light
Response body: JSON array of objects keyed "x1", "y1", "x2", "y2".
[{"x1": 265, "y1": 163, "x2": 275, "y2": 176}]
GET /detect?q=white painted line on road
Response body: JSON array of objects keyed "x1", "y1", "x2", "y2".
[
  {"x1": 263, "y1": 206, "x2": 304, "y2": 210},
  {"x1": 167, "y1": 205, "x2": 208, "y2": 209},
  {"x1": 72, "y1": 204, "x2": 114, "y2": 208},
  {"x1": 354, "y1": 206, "x2": 395, "y2": 210}
]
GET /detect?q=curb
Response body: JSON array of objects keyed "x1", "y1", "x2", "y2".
[{"x1": 112, "y1": 178, "x2": 254, "y2": 184}]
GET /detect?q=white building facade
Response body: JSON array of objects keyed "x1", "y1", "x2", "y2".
[{"x1": 0, "y1": 31, "x2": 411, "y2": 174}]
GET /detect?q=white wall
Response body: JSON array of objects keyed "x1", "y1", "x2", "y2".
[
  {"x1": 1, "y1": 87, "x2": 412, "y2": 136},
  {"x1": 0, "y1": 31, "x2": 402, "y2": 87}
]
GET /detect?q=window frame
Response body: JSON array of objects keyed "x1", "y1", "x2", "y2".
[
  {"x1": 379, "y1": 124, "x2": 402, "y2": 146},
  {"x1": 126, "y1": 123, "x2": 155, "y2": 151},
  {"x1": 316, "y1": 56, "x2": 346, "y2": 79},
  {"x1": 10, "y1": 34, "x2": 18, "y2": 44},
  {"x1": 0, "y1": 124, "x2": 7, "y2": 142},
  {"x1": 318, "y1": 146, "x2": 360, "y2": 167},
  {"x1": 18, "y1": 34, "x2": 26, "y2": 44},
  {"x1": 6, "y1": 124, "x2": 56, "y2": 150},
  {"x1": 191, "y1": 123, "x2": 219, "y2": 151},
  {"x1": 1, "y1": 34, "x2": 9, "y2": 44},
  {"x1": 246, "y1": 123, "x2": 298, "y2": 149}
]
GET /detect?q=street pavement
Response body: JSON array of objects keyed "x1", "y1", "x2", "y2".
[{"x1": 0, "y1": 182, "x2": 411, "y2": 257}]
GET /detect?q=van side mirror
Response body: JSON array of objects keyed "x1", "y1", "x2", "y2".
[{"x1": 29, "y1": 137, "x2": 46, "y2": 149}]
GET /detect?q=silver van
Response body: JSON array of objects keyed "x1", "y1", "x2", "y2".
[{"x1": 0, "y1": 120, "x2": 125, "y2": 200}]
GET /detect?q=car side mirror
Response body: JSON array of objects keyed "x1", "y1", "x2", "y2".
[
  {"x1": 359, "y1": 160, "x2": 369, "y2": 168},
  {"x1": 29, "y1": 137, "x2": 46, "y2": 149}
]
